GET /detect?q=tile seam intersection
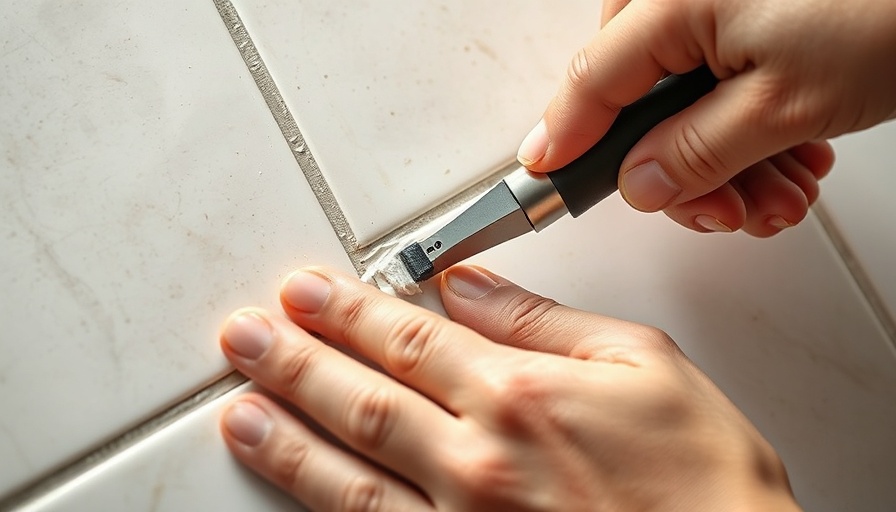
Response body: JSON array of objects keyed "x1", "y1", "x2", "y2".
[{"x1": 213, "y1": 0, "x2": 523, "y2": 278}]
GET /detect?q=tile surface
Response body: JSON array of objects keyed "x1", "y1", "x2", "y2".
[
  {"x1": 21, "y1": 383, "x2": 303, "y2": 512},
  {"x1": 0, "y1": 0, "x2": 351, "y2": 498},
  {"x1": 20, "y1": 201, "x2": 896, "y2": 512},
  {"x1": 823, "y1": 120, "x2": 896, "y2": 326},
  {"x1": 231, "y1": 0, "x2": 602, "y2": 244}
]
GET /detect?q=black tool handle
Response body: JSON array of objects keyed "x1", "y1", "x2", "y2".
[{"x1": 548, "y1": 65, "x2": 718, "y2": 217}]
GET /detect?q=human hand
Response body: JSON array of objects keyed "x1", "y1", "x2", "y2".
[
  {"x1": 219, "y1": 265, "x2": 801, "y2": 511},
  {"x1": 518, "y1": 0, "x2": 896, "y2": 236}
]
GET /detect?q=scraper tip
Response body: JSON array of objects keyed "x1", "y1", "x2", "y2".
[{"x1": 397, "y1": 243, "x2": 435, "y2": 283}]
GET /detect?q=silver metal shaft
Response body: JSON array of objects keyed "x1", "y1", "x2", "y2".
[{"x1": 414, "y1": 167, "x2": 568, "y2": 278}]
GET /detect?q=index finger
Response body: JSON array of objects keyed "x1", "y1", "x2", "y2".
[{"x1": 279, "y1": 267, "x2": 504, "y2": 411}]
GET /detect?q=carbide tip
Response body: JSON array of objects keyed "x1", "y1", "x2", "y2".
[{"x1": 397, "y1": 243, "x2": 434, "y2": 283}]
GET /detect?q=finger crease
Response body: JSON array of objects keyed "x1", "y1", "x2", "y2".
[{"x1": 281, "y1": 343, "x2": 320, "y2": 398}]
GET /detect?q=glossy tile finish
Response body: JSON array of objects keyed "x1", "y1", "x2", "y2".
[
  {"x1": 21, "y1": 383, "x2": 303, "y2": 512},
  {"x1": 231, "y1": 0, "x2": 601, "y2": 244},
  {"x1": 823, "y1": 121, "x2": 896, "y2": 329},
  {"x1": 0, "y1": 0, "x2": 351, "y2": 497},
  {"x1": 21, "y1": 202, "x2": 896, "y2": 512}
]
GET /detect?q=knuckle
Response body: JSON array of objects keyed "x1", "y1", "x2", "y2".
[
  {"x1": 745, "y1": 73, "x2": 837, "y2": 142},
  {"x1": 771, "y1": 96, "x2": 817, "y2": 134},
  {"x1": 483, "y1": 368, "x2": 557, "y2": 430},
  {"x1": 447, "y1": 444, "x2": 518, "y2": 504},
  {"x1": 632, "y1": 325, "x2": 679, "y2": 353},
  {"x1": 584, "y1": 324, "x2": 682, "y2": 368},
  {"x1": 565, "y1": 47, "x2": 621, "y2": 116},
  {"x1": 671, "y1": 122, "x2": 731, "y2": 186},
  {"x1": 280, "y1": 343, "x2": 319, "y2": 396},
  {"x1": 272, "y1": 439, "x2": 312, "y2": 493},
  {"x1": 340, "y1": 476, "x2": 385, "y2": 512},
  {"x1": 383, "y1": 314, "x2": 440, "y2": 376},
  {"x1": 343, "y1": 387, "x2": 397, "y2": 451},
  {"x1": 499, "y1": 293, "x2": 564, "y2": 346},
  {"x1": 566, "y1": 47, "x2": 596, "y2": 91},
  {"x1": 773, "y1": 93, "x2": 833, "y2": 140},
  {"x1": 748, "y1": 74, "x2": 816, "y2": 133}
]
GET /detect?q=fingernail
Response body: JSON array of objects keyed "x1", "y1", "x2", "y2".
[
  {"x1": 621, "y1": 160, "x2": 681, "y2": 211},
  {"x1": 517, "y1": 119, "x2": 548, "y2": 167},
  {"x1": 446, "y1": 266, "x2": 498, "y2": 300},
  {"x1": 222, "y1": 312, "x2": 273, "y2": 360},
  {"x1": 223, "y1": 401, "x2": 272, "y2": 447},
  {"x1": 694, "y1": 214, "x2": 732, "y2": 233},
  {"x1": 767, "y1": 215, "x2": 795, "y2": 229},
  {"x1": 282, "y1": 270, "x2": 331, "y2": 313}
]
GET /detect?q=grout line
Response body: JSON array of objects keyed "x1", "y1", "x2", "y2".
[
  {"x1": 354, "y1": 160, "x2": 516, "y2": 274},
  {"x1": 2, "y1": 3, "x2": 516, "y2": 510},
  {"x1": 212, "y1": 0, "x2": 362, "y2": 272},
  {"x1": 0, "y1": 372, "x2": 248, "y2": 511},
  {"x1": 813, "y1": 202, "x2": 896, "y2": 353},
  {"x1": 213, "y1": 0, "x2": 521, "y2": 279}
]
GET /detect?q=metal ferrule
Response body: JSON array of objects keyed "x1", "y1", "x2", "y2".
[{"x1": 503, "y1": 167, "x2": 568, "y2": 232}]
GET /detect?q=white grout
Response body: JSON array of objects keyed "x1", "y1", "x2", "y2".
[{"x1": 212, "y1": 0, "x2": 361, "y2": 269}]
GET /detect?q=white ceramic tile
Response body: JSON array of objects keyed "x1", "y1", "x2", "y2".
[
  {"x1": 231, "y1": 0, "x2": 602, "y2": 245},
  {"x1": 0, "y1": 1, "x2": 352, "y2": 498},
  {"x1": 21, "y1": 383, "x2": 302, "y2": 512},
  {"x1": 20, "y1": 201, "x2": 896, "y2": 511},
  {"x1": 822, "y1": 120, "x2": 896, "y2": 325}
]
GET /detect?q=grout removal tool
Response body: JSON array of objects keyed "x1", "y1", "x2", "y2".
[{"x1": 380, "y1": 65, "x2": 718, "y2": 294}]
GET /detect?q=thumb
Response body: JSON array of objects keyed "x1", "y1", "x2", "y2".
[
  {"x1": 439, "y1": 265, "x2": 672, "y2": 359},
  {"x1": 516, "y1": 2, "x2": 705, "y2": 173},
  {"x1": 517, "y1": 0, "x2": 823, "y2": 213}
]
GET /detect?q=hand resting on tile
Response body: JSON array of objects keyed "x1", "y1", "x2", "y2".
[
  {"x1": 518, "y1": 0, "x2": 896, "y2": 237},
  {"x1": 218, "y1": 265, "x2": 802, "y2": 511}
]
